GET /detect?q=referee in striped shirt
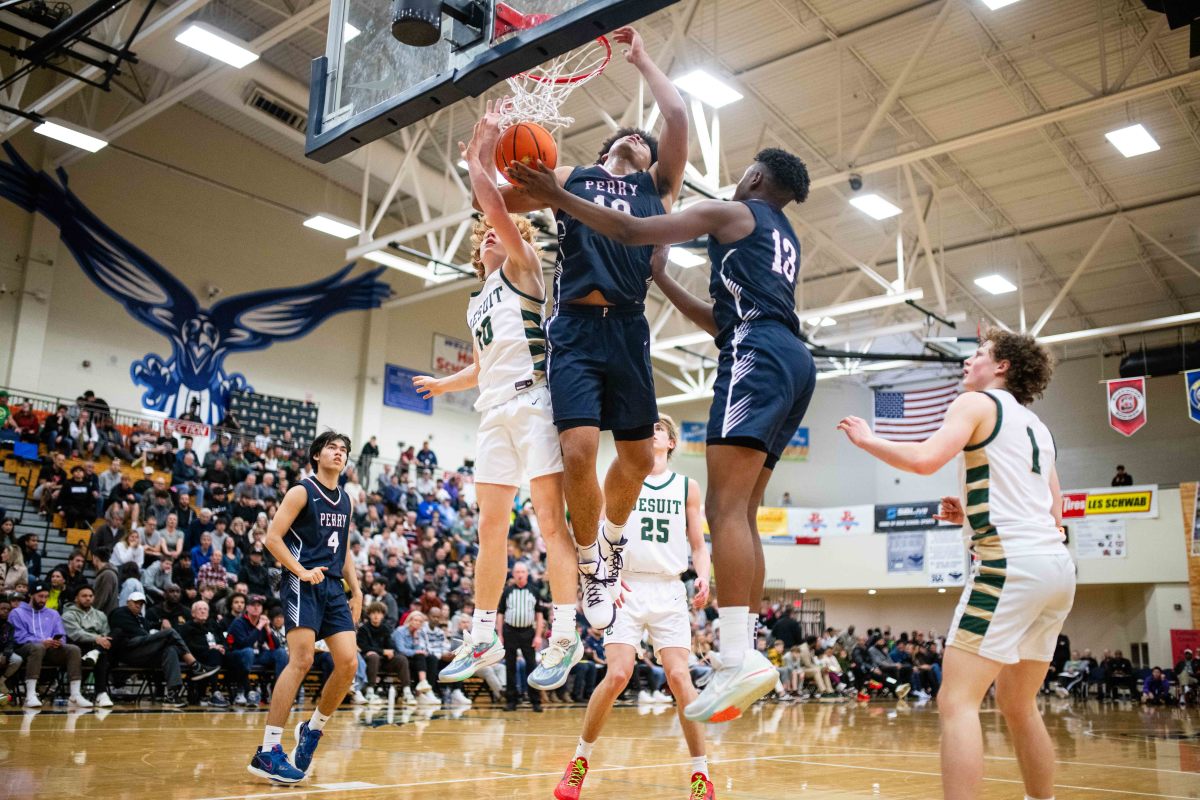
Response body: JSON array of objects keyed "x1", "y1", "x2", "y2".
[{"x1": 498, "y1": 561, "x2": 545, "y2": 712}]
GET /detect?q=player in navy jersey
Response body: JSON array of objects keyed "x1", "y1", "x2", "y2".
[
  {"x1": 484, "y1": 27, "x2": 689, "y2": 630},
  {"x1": 509, "y1": 148, "x2": 812, "y2": 724},
  {"x1": 248, "y1": 431, "x2": 363, "y2": 784}
]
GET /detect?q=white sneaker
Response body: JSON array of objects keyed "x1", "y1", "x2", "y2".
[
  {"x1": 95, "y1": 692, "x2": 114, "y2": 708},
  {"x1": 637, "y1": 690, "x2": 653, "y2": 704},
  {"x1": 578, "y1": 559, "x2": 616, "y2": 629},
  {"x1": 415, "y1": 679, "x2": 432, "y2": 693},
  {"x1": 70, "y1": 694, "x2": 94, "y2": 708},
  {"x1": 417, "y1": 689, "x2": 440, "y2": 706},
  {"x1": 684, "y1": 650, "x2": 779, "y2": 724},
  {"x1": 24, "y1": 693, "x2": 42, "y2": 708},
  {"x1": 234, "y1": 692, "x2": 248, "y2": 706},
  {"x1": 365, "y1": 688, "x2": 384, "y2": 705},
  {"x1": 598, "y1": 520, "x2": 627, "y2": 602},
  {"x1": 402, "y1": 687, "x2": 417, "y2": 705},
  {"x1": 1054, "y1": 685, "x2": 1070, "y2": 699},
  {"x1": 651, "y1": 690, "x2": 673, "y2": 705},
  {"x1": 82, "y1": 649, "x2": 99, "y2": 666},
  {"x1": 896, "y1": 683, "x2": 911, "y2": 700},
  {"x1": 351, "y1": 689, "x2": 368, "y2": 705},
  {"x1": 913, "y1": 690, "x2": 931, "y2": 701},
  {"x1": 449, "y1": 689, "x2": 472, "y2": 707}
]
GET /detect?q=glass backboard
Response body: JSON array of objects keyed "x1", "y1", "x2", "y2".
[{"x1": 307, "y1": 0, "x2": 680, "y2": 163}]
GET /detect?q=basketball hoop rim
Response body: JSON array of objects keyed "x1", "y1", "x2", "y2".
[{"x1": 493, "y1": 3, "x2": 612, "y2": 86}]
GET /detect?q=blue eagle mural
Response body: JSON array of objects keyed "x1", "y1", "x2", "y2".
[{"x1": 0, "y1": 143, "x2": 391, "y2": 425}]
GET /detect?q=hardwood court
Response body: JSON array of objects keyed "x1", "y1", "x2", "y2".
[{"x1": 3, "y1": 700, "x2": 1198, "y2": 799}]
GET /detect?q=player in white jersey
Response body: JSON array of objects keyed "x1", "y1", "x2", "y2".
[
  {"x1": 838, "y1": 329, "x2": 1073, "y2": 800},
  {"x1": 554, "y1": 415, "x2": 715, "y2": 800},
  {"x1": 413, "y1": 101, "x2": 582, "y2": 693}
]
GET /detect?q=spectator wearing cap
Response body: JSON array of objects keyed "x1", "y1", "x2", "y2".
[
  {"x1": 416, "y1": 440, "x2": 437, "y2": 469},
  {"x1": 1175, "y1": 649, "x2": 1197, "y2": 704},
  {"x1": 225, "y1": 594, "x2": 286, "y2": 700},
  {"x1": 110, "y1": 591, "x2": 215, "y2": 707},
  {"x1": 204, "y1": 484, "x2": 231, "y2": 520},
  {"x1": 1111, "y1": 465, "x2": 1134, "y2": 487},
  {"x1": 11, "y1": 581, "x2": 90, "y2": 707},
  {"x1": 0, "y1": 594, "x2": 21, "y2": 695},
  {"x1": 57, "y1": 465, "x2": 96, "y2": 529},
  {"x1": 237, "y1": 546, "x2": 271, "y2": 598},
  {"x1": 132, "y1": 464, "x2": 156, "y2": 496},
  {"x1": 91, "y1": 546, "x2": 120, "y2": 616},
  {"x1": 149, "y1": 583, "x2": 190, "y2": 629},
  {"x1": 61, "y1": 585, "x2": 114, "y2": 706}
]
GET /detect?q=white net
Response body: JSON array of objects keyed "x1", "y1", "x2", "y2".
[{"x1": 500, "y1": 37, "x2": 610, "y2": 133}]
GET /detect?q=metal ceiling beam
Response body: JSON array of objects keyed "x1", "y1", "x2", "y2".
[
  {"x1": 1030, "y1": 217, "x2": 1120, "y2": 336},
  {"x1": 348, "y1": 208, "x2": 477, "y2": 261},
  {"x1": 1038, "y1": 310, "x2": 1200, "y2": 345}
]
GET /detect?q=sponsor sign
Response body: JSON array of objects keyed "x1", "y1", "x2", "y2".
[
  {"x1": 927, "y1": 529, "x2": 967, "y2": 587},
  {"x1": 164, "y1": 419, "x2": 211, "y2": 438},
  {"x1": 887, "y1": 531, "x2": 927, "y2": 573},
  {"x1": 1060, "y1": 484, "x2": 1159, "y2": 519},
  {"x1": 1105, "y1": 377, "x2": 1147, "y2": 437},
  {"x1": 431, "y1": 333, "x2": 480, "y2": 413},
  {"x1": 1073, "y1": 517, "x2": 1127, "y2": 559},
  {"x1": 786, "y1": 504, "x2": 873, "y2": 545},
  {"x1": 875, "y1": 501, "x2": 943, "y2": 532},
  {"x1": 383, "y1": 364, "x2": 432, "y2": 415},
  {"x1": 1186, "y1": 369, "x2": 1200, "y2": 425}
]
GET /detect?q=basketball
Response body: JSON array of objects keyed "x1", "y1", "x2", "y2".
[{"x1": 495, "y1": 121, "x2": 557, "y2": 178}]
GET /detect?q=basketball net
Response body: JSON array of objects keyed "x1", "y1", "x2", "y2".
[{"x1": 495, "y1": 6, "x2": 611, "y2": 133}]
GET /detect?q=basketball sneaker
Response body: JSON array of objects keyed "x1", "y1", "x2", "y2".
[
  {"x1": 553, "y1": 756, "x2": 589, "y2": 800},
  {"x1": 598, "y1": 519, "x2": 627, "y2": 603},
  {"x1": 689, "y1": 772, "x2": 716, "y2": 799},
  {"x1": 440, "y1": 631, "x2": 504, "y2": 683},
  {"x1": 290, "y1": 720, "x2": 322, "y2": 775},
  {"x1": 683, "y1": 650, "x2": 778, "y2": 724},
  {"x1": 247, "y1": 744, "x2": 305, "y2": 784},
  {"x1": 528, "y1": 634, "x2": 584, "y2": 691},
  {"x1": 579, "y1": 558, "x2": 615, "y2": 629}
]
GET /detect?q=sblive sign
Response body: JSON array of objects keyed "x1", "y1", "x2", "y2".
[{"x1": 1061, "y1": 484, "x2": 1159, "y2": 519}]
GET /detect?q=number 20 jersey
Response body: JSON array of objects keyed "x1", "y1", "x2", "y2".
[
  {"x1": 706, "y1": 199, "x2": 802, "y2": 350},
  {"x1": 467, "y1": 267, "x2": 547, "y2": 411},
  {"x1": 286, "y1": 476, "x2": 350, "y2": 579},
  {"x1": 553, "y1": 165, "x2": 665, "y2": 308}
]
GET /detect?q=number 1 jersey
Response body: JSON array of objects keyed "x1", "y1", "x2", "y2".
[{"x1": 286, "y1": 475, "x2": 350, "y2": 579}]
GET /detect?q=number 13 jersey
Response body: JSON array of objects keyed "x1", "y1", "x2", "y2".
[
  {"x1": 625, "y1": 471, "x2": 690, "y2": 577},
  {"x1": 286, "y1": 476, "x2": 350, "y2": 579}
]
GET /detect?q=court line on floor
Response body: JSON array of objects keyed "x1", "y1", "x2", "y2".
[
  {"x1": 765, "y1": 757, "x2": 1198, "y2": 799},
  {"x1": 192, "y1": 753, "x2": 783, "y2": 800}
]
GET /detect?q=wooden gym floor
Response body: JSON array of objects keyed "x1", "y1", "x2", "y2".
[{"x1": 2, "y1": 699, "x2": 1198, "y2": 799}]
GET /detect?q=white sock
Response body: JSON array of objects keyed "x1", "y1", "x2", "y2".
[
  {"x1": 262, "y1": 725, "x2": 283, "y2": 749},
  {"x1": 690, "y1": 755, "x2": 708, "y2": 776},
  {"x1": 69, "y1": 680, "x2": 82, "y2": 697},
  {"x1": 471, "y1": 608, "x2": 497, "y2": 644},
  {"x1": 718, "y1": 607, "x2": 750, "y2": 665},
  {"x1": 575, "y1": 738, "x2": 595, "y2": 759},
  {"x1": 577, "y1": 540, "x2": 600, "y2": 568},
  {"x1": 748, "y1": 617, "x2": 757, "y2": 648},
  {"x1": 603, "y1": 517, "x2": 627, "y2": 544},
  {"x1": 25, "y1": 679, "x2": 37, "y2": 697},
  {"x1": 551, "y1": 604, "x2": 577, "y2": 644},
  {"x1": 309, "y1": 708, "x2": 331, "y2": 731}
]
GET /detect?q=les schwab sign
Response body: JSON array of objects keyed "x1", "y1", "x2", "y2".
[{"x1": 1062, "y1": 484, "x2": 1158, "y2": 519}]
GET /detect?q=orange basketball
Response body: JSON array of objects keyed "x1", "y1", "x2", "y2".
[{"x1": 495, "y1": 121, "x2": 557, "y2": 179}]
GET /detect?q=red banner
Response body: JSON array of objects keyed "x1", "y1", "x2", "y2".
[
  {"x1": 164, "y1": 418, "x2": 211, "y2": 438},
  {"x1": 1105, "y1": 377, "x2": 1147, "y2": 437},
  {"x1": 1170, "y1": 629, "x2": 1200, "y2": 666}
]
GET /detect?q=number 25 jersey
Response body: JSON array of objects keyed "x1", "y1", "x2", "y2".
[
  {"x1": 286, "y1": 476, "x2": 350, "y2": 579},
  {"x1": 706, "y1": 199, "x2": 802, "y2": 349}
]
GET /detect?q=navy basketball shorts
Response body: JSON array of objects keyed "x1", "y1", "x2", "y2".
[
  {"x1": 545, "y1": 304, "x2": 658, "y2": 439},
  {"x1": 707, "y1": 322, "x2": 816, "y2": 469},
  {"x1": 282, "y1": 573, "x2": 355, "y2": 640}
]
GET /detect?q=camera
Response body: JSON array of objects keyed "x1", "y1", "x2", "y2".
[{"x1": 849, "y1": 173, "x2": 863, "y2": 192}]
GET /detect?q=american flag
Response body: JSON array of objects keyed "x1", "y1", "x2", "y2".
[{"x1": 873, "y1": 383, "x2": 960, "y2": 441}]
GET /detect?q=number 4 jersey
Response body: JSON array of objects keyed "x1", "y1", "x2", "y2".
[
  {"x1": 286, "y1": 475, "x2": 350, "y2": 579},
  {"x1": 625, "y1": 471, "x2": 691, "y2": 577},
  {"x1": 467, "y1": 266, "x2": 547, "y2": 411}
]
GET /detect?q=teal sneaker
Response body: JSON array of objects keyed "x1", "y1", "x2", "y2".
[
  {"x1": 439, "y1": 631, "x2": 504, "y2": 683},
  {"x1": 528, "y1": 634, "x2": 584, "y2": 691}
]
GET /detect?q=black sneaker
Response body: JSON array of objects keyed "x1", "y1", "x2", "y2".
[
  {"x1": 162, "y1": 689, "x2": 187, "y2": 708},
  {"x1": 504, "y1": 700, "x2": 518, "y2": 712},
  {"x1": 189, "y1": 662, "x2": 220, "y2": 681}
]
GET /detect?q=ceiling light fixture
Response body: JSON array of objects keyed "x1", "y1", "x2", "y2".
[
  {"x1": 806, "y1": 316, "x2": 837, "y2": 327},
  {"x1": 33, "y1": 119, "x2": 107, "y2": 152},
  {"x1": 800, "y1": 288, "x2": 924, "y2": 323},
  {"x1": 849, "y1": 193, "x2": 902, "y2": 220},
  {"x1": 1105, "y1": 123, "x2": 1160, "y2": 158},
  {"x1": 981, "y1": 0, "x2": 1021, "y2": 9},
  {"x1": 974, "y1": 274, "x2": 1018, "y2": 295},
  {"x1": 363, "y1": 250, "x2": 458, "y2": 283},
  {"x1": 303, "y1": 214, "x2": 360, "y2": 240},
  {"x1": 672, "y1": 69, "x2": 743, "y2": 108},
  {"x1": 176, "y1": 22, "x2": 259, "y2": 68},
  {"x1": 668, "y1": 247, "x2": 706, "y2": 269},
  {"x1": 868, "y1": 589, "x2": 877, "y2": 595}
]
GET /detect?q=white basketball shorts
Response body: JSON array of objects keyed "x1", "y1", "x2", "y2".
[
  {"x1": 605, "y1": 573, "x2": 691, "y2": 654},
  {"x1": 474, "y1": 384, "x2": 563, "y2": 487}
]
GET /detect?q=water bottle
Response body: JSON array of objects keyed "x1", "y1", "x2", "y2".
[
  {"x1": 297, "y1": 685, "x2": 306, "y2": 708},
  {"x1": 53, "y1": 696, "x2": 68, "y2": 707}
]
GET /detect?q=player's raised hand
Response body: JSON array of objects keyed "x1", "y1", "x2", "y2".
[
  {"x1": 934, "y1": 496, "x2": 965, "y2": 526},
  {"x1": 506, "y1": 159, "x2": 558, "y2": 196},
  {"x1": 299, "y1": 566, "x2": 327, "y2": 584},
  {"x1": 611, "y1": 27, "x2": 645, "y2": 66},
  {"x1": 412, "y1": 374, "x2": 444, "y2": 398},
  {"x1": 836, "y1": 415, "x2": 873, "y2": 447}
]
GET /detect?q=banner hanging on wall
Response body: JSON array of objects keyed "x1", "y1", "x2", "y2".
[
  {"x1": 431, "y1": 333, "x2": 480, "y2": 413},
  {"x1": 875, "y1": 501, "x2": 944, "y2": 532},
  {"x1": 1186, "y1": 369, "x2": 1200, "y2": 426},
  {"x1": 1061, "y1": 484, "x2": 1159, "y2": 519},
  {"x1": 679, "y1": 422, "x2": 706, "y2": 457},
  {"x1": 383, "y1": 364, "x2": 432, "y2": 415},
  {"x1": 1072, "y1": 517, "x2": 1127, "y2": 559},
  {"x1": 887, "y1": 531, "x2": 927, "y2": 573},
  {"x1": 787, "y1": 504, "x2": 873, "y2": 544},
  {"x1": 1183, "y1": 482, "x2": 1200, "y2": 557},
  {"x1": 927, "y1": 528, "x2": 967, "y2": 587},
  {"x1": 1105, "y1": 377, "x2": 1147, "y2": 436}
]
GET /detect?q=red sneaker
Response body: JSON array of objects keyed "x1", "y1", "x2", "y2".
[
  {"x1": 554, "y1": 757, "x2": 589, "y2": 800},
  {"x1": 867, "y1": 680, "x2": 883, "y2": 691},
  {"x1": 689, "y1": 772, "x2": 716, "y2": 799},
  {"x1": 856, "y1": 691, "x2": 871, "y2": 702}
]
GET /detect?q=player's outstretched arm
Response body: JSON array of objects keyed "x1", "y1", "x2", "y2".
[
  {"x1": 836, "y1": 392, "x2": 994, "y2": 475},
  {"x1": 612, "y1": 27, "x2": 688, "y2": 204},
  {"x1": 265, "y1": 485, "x2": 326, "y2": 583},
  {"x1": 650, "y1": 245, "x2": 716, "y2": 337},
  {"x1": 413, "y1": 346, "x2": 480, "y2": 398},
  {"x1": 684, "y1": 477, "x2": 711, "y2": 609},
  {"x1": 463, "y1": 99, "x2": 542, "y2": 278}
]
